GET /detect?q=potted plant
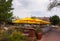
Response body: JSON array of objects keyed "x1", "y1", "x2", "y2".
[{"x1": 36, "y1": 28, "x2": 42, "y2": 40}]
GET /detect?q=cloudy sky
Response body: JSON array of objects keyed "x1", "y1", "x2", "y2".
[{"x1": 12, "y1": 0, "x2": 60, "y2": 18}]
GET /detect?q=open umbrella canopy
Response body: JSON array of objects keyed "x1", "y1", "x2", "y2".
[
  {"x1": 12, "y1": 17, "x2": 50, "y2": 24},
  {"x1": 12, "y1": 19, "x2": 27, "y2": 23},
  {"x1": 22, "y1": 17, "x2": 38, "y2": 24},
  {"x1": 12, "y1": 19, "x2": 20, "y2": 23},
  {"x1": 41, "y1": 21, "x2": 50, "y2": 24},
  {"x1": 22, "y1": 17, "x2": 35, "y2": 21}
]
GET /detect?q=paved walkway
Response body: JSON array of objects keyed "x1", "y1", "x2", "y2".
[{"x1": 40, "y1": 29, "x2": 60, "y2": 41}]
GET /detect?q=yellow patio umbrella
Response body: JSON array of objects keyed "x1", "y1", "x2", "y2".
[
  {"x1": 35, "y1": 19, "x2": 44, "y2": 24},
  {"x1": 12, "y1": 20, "x2": 27, "y2": 24},
  {"x1": 12, "y1": 17, "x2": 50, "y2": 24},
  {"x1": 12, "y1": 19, "x2": 35, "y2": 24},
  {"x1": 22, "y1": 17, "x2": 35, "y2": 21},
  {"x1": 20, "y1": 20, "x2": 30, "y2": 23},
  {"x1": 22, "y1": 17, "x2": 39, "y2": 24},
  {"x1": 22, "y1": 17, "x2": 50, "y2": 24},
  {"x1": 41, "y1": 21, "x2": 50, "y2": 24},
  {"x1": 45, "y1": 21, "x2": 50, "y2": 24},
  {"x1": 34, "y1": 18, "x2": 50, "y2": 24},
  {"x1": 12, "y1": 19, "x2": 21, "y2": 23}
]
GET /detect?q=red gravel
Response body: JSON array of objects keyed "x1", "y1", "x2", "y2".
[{"x1": 40, "y1": 29, "x2": 60, "y2": 41}]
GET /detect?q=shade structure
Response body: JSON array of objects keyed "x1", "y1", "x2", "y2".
[
  {"x1": 12, "y1": 19, "x2": 20, "y2": 23},
  {"x1": 22, "y1": 17, "x2": 35, "y2": 21},
  {"x1": 34, "y1": 19, "x2": 50, "y2": 24},
  {"x1": 12, "y1": 17, "x2": 50, "y2": 24},
  {"x1": 35, "y1": 19, "x2": 44, "y2": 24},
  {"x1": 40, "y1": 21, "x2": 50, "y2": 24},
  {"x1": 12, "y1": 19, "x2": 28, "y2": 23},
  {"x1": 22, "y1": 17, "x2": 39, "y2": 24}
]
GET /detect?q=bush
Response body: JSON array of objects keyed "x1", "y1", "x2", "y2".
[
  {"x1": 36, "y1": 28, "x2": 42, "y2": 33},
  {"x1": 0, "y1": 30, "x2": 30, "y2": 41},
  {"x1": 9, "y1": 30, "x2": 30, "y2": 41}
]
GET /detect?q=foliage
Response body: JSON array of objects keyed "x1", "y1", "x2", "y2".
[
  {"x1": 50, "y1": 15, "x2": 60, "y2": 25},
  {"x1": 48, "y1": 0, "x2": 60, "y2": 10},
  {"x1": 9, "y1": 30, "x2": 30, "y2": 41},
  {"x1": 34, "y1": 38, "x2": 37, "y2": 41},
  {"x1": 0, "y1": 0, "x2": 13, "y2": 23},
  {"x1": 31, "y1": 16, "x2": 36, "y2": 19},
  {"x1": 36, "y1": 28, "x2": 42, "y2": 33},
  {"x1": 0, "y1": 29, "x2": 30, "y2": 41}
]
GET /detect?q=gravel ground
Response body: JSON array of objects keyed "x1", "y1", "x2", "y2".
[{"x1": 40, "y1": 28, "x2": 60, "y2": 41}]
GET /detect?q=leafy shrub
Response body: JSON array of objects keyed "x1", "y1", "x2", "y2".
[
  {"x1": 36, "y1": 28, "x2": 42, "y2": 33},
  {"x1": 0, "y1": 29, "x2": 30, "y2": 41}
]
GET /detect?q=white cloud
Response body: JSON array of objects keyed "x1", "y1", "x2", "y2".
[
  {"x1": 12, "y1": 0, "x2": 60, "y2": 18},
  {"x1": 12, "y1": 0, "x2": 31, "y2": 18}
]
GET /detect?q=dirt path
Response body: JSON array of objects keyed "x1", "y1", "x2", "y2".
[{"x1": 40, "y1": 29, "x2": 60, "y2": 41}]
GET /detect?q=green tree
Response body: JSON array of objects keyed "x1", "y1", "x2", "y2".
[
  {"x1": 48, "y1": 0, "x2": 60, "y2": 10},
  {"x1": 0, "y1": 0, "x2": 13, "y2": 24},
  {"x1": 31, "y1": 16, "x2": 36, "y2": 19},
  {"x1": 50, "y1": 15, "x2": 60, "y2": 25}
]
